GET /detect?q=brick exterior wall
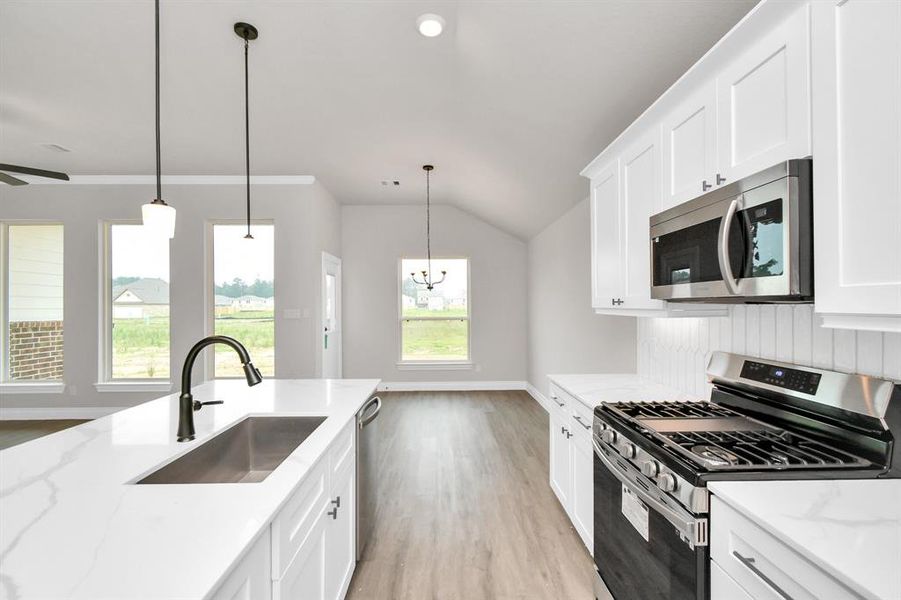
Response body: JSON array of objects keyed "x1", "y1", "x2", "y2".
[{"x1": 8, "y1": 320, "x2": 64, "y2": 380}]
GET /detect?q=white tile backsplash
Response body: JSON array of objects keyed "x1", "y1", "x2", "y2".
[{"x1": 638, "y1": 306, "x2": 901, "y2": 397}]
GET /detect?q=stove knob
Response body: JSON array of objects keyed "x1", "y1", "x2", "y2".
[
  {"x1": 641, "y1": 460, "x2": 660, "y2": 478},
  {"x1": 619, "y1": 443, "x2": 636, "y2": 459},
  {"x1": 600, "y1": 430, "x2": 617, "y2": 445},
  {"x1": 657, "y1": 473, "x2": 677, "y2": 493}
]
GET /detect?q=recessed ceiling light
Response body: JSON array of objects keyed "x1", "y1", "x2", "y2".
[{"x1": 417, "y1": 13, "x2": 445, "y2": 38}]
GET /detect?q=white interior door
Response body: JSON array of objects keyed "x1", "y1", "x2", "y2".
[{"x1": 321, "y1": 252, "x2": 342, "y2": 378}]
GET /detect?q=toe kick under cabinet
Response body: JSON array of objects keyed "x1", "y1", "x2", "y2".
[
  {"x1": 548, "y1": 382, "x2": 594, "y2": 555},
  {"x1": 211, "y1": 420, "x2": 357, "y2": 600}
]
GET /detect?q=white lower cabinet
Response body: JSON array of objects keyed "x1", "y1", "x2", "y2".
[
  {"x1": 547, "y1": 384, "x2": 593, "y2": 555},
  {"x1": 211, "y1": 530, "x2": 273, "y2": 600},
  {"x1": 213, "y1": 420, "x2": 357, "y2": 600},
  {"x1": 711, "y1": 496, "x2": 859, "y2": 600}
]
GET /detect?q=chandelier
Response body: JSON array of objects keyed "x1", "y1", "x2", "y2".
[{"x1": 410, "y1": 164, "x2": 446, "y2": 291}]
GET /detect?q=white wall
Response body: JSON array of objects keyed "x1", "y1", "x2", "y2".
[
  {"x1": 638, "y1": 306, "x2": 901, "y2": 398},
  {"x1": 341, "y1": 204, "x2": 528, "y2": 384},
  {"x1": 527, "y1": 198, "x2": 637, "y2": 396},
  {"x1": 0, "y1": 181, "x2": 340, "y2": 410}
]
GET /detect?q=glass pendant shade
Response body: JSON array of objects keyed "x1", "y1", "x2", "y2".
[{"x1": 142, "y1": 200, "x2": 176, "y2": 239}]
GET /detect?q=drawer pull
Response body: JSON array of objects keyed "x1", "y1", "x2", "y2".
[
  {"x1": 551, "y1": 395, "x2": 565, "y2": 407},
  {"x1": 733, "y1": 551, "x2": 794, "y2": 600},
  {"x1": 573, "y1": 415, "x2": 591, "y2": 430}
]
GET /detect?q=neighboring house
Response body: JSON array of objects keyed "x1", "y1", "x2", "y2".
[
  {"x1": 112, "y1": 278, "x2": 169, "y2": 319},
  {"x1": 402, "y1": 295, "x2": 416, "y2": 309},
  {"x1": 230, "y1": 295, "x2": 274, "y2": 310}
]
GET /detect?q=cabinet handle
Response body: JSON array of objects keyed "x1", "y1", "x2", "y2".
[
  {"x1": 565, "y1": 430, "x2": 573, "y2": 439},
  {"x1": 331, "y1": 496, "x2": 341, "y2": 509},
  {"x1": 573, "y1": 415, "x2": 591, "y2": 430},
  {"x1": 561, "y1": 425, "x2": 567, "y2": 435},
  {"x1": 732, "y1": 551, "x2": 794, "y2": 600},
  {"x1": 328, "y1": 506, "x2": 338, "y2": 520},
  {"x1": 702, "y1": 180, "x2": 712, "y2": 191},
  {"x1": 716, "y1": 173, "x2": 726, "y2": 185},
  {"x1": 611, "y1": 298, "x2": 624, "y2": 306},
  {"x1": 552, "y1": 395, "x2": 565, "y2": 407}
]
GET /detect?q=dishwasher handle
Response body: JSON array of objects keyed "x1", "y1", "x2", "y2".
[{"x1": 358, "y1": 396, "x2": 382, "y2": 429}]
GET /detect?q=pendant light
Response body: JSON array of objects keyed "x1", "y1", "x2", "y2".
[
  {"x1": 411, "y1": 165, "x2": 446, "y2": 291},
  {"x1": 234, "y1": 22, "x2": 258, "y2": 240},
  {"x1": 142, "y1": 0, "x2": 176, "y2": 238}
]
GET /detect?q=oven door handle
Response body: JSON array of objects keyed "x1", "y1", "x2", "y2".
[
  {"x1": 717, "y1": 195, "x2": 743, "y2": 295},
  {"x1": 593, "y1": 437, "x2": 708, "y2": 547}
]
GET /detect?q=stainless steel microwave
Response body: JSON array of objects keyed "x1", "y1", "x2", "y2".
[{"x1": 649, "y1": 159, "x2": 812, "y2": 303}]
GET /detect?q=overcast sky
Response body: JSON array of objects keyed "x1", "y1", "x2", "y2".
[{"x1": 111, "y1": 223, "x2": 274, "y2": 283}]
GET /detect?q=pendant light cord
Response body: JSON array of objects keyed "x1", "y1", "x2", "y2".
[
  {"x1": 154, "y1": 0, "x2": 161, "y2": 201},
  {"x1": 426, "y1": 167, "x2": 432, "y2": 279},
  {"x1": 244, "y1": 37, "x2": 251, "y2": 238}
]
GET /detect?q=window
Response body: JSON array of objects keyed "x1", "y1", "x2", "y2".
[
  {"x1": 399, "y1": 258, "x2": 469, "y2": 363},
  {"x1": 212, "y1": 224, "x2": 274, "y2": 377},
  {"x1": 1, "y1": 223, "x2": 64, "y2": 382},
  {"x1": 103, "y1": 223, "x2": 170, "y2": 380}
]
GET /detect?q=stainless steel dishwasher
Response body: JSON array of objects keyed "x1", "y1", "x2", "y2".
[{"x1": 356, "y1": 395, "x2": 381, "y2": 561}]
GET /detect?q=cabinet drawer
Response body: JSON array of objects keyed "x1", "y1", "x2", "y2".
[
  {"x1": 329, "y1": 420, "x2": 355, "y2": 480},
  {"x1": 548, "y1": 382, "x2": 569, "y2": 415},
  {"x1": 570, "y1": 398, "x2": 594, "y2": 445},
  {"x1": 711, "y1": 559, "x2": 752, "y2": 600},
  {"x1": 711, "y1": 496, "x2": 859, "y2": 600},
  {"x1": 271, "y1": 458, "x2": 328, "y2": 579}
]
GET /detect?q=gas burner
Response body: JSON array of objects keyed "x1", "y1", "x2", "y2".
[{"x1": 690, "y1": 445, "x2": 740, "y2": 467}]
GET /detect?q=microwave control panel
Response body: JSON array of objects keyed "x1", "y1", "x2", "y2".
[{"x1": 740, "y1": 360, "x2": 822, "y2": 395}]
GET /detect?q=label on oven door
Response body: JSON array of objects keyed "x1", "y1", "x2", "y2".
[{"x1": 621, "y1": 484, "x2": 649, "y2": 542}]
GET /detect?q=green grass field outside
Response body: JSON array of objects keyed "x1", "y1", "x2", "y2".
[{"x1": 402, "y1": 319, "x2": 468, "y2": 361}]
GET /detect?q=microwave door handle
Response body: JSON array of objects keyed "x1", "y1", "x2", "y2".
[{"x1": 717, "y1": 196, "x2": 742, "y2": 295}]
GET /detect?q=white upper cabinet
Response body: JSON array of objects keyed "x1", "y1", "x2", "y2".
[
  {"x1": 811, "y1": 0, "x2": 901, "y2": 332},
  {"x1": 590, "y1": 161, "x2": 622, "y2": 309},
  {"x1": 716, "y1": 4, "x2": 811, "y2": 186},
  {"x1": 621, "y1": 129, "x2": 667, "y2": 311},
  {"x1": 661, "y1": 82, "x2": 718, "y2": 211}
]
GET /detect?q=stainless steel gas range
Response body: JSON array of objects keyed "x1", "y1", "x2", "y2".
[{"x1": 591, "y1": 351, "x2": 901, "y2": 600}]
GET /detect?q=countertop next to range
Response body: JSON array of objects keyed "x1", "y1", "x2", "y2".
[
  {"x1": 0, "y1": 378, "x2": 379, "y2": 600},
  {"x1": 709, "y1": 479, "x2": 901, "y2": 600},
  {"x1": 547, "y1": 373, "x2": 697, "y2": 408}
]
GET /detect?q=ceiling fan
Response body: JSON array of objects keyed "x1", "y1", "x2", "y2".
[{"x1": 0, "y1": 163, "x2": 70, "y2": 186}]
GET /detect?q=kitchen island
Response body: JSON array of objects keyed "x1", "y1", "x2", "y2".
[{"x1": 0, "y1": 378, "x2": 379, "y2": 599}]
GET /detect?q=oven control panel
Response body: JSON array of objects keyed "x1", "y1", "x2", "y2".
[{"x1": 740, "y1": 360, "x2": 821, "y2": 395}]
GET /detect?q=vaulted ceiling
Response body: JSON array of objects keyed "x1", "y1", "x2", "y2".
[{"x1": 0, "y1": 0, "x2": 756, "y2": 238}]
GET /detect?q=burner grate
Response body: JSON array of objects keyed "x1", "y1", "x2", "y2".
[
  {"x1": 613, "y1": 401, "x2": 737, "y2": 419},
  {"x1": 665, "y1": 429, "x2": 869, "y2": 470}
]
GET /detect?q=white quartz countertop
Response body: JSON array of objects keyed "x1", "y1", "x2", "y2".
[
  {"x1": 709, "y1": 479, "x2": 901, "y2": 600},
  {"x1": 0, "y1": 378, "x2": 379, "y2": 600},
  {"x1": 548, "y1": 373, "x2": 697, "y2": 408}
]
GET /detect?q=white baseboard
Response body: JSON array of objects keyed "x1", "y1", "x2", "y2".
[
  {"x1": 0, "y1": 406, "x2": 126, "y2": 420},
  {"x1": 377, "y1": 380, "x2": 528, "y2": 392},
  {"x1": 525, "y1": 382, "x2": 550, "y2": 413}
]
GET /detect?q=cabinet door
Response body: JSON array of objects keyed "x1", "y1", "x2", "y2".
[
  {"x1": 812, "y1": 0, "x2": 901, "y2": 325},
  {"x1": 548, "y1": 413, "x2": 571, "y2": 511},
  {"x1": 325, "y1": 464, "x2": 355, "y2": 600},
  {"x1": 569, "y1": 438, "x2": 594, "y2": 555},
  {"x1": 661, "y1": 82, "x2": 717, "y2": 210},
  {"x1": 274, "y1": 510, "x2": 328, "y2": 600},
  {"x1": 717, "y1": 4, "x2": 810, "y2": 185},
  {"x1": 620, "y1": 129, "x2": 667, "y2": 311},
  {"x1": 590, "y1": 161, "x2": 623, "y2": 309},
  {"x1": 211, "y1": 530, "x2": 272, "y2": 600}
]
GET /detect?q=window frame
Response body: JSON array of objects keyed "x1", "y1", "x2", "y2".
[
  {"x1": 205, "y1": 219, "x2": 276, "y2": 379},
  {"x1": 0, "y1": 220, "x2": 67, "y2": 391},
  {"x1": 396, "y1": 256, "x2": 472, "y2": 369},
  {"x1": 96, "y1": 220, "x2": 172, "y2": 391}
]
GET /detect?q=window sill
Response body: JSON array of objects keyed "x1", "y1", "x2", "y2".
[
  {"x1": 94, "y1": 381, "x2": 172, "y2": 393},
  {"x1": 0, "y1": 382, "x2": 66, "y2": 394},
  {"x1": 396, "y1": 361, "x2": 474, "y2": 371}
]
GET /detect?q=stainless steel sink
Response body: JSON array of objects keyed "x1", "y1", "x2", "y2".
[{"x1": 136, "y1": 416, "x2": 327, "y2": 484}]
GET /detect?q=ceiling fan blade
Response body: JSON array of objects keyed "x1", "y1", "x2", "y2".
[
  {"x1": 0, "y1": 172, "x2": 28, "y2": 186},
  {"x1": 0, "y1": 163, "x2": 69, "y2": 181}
]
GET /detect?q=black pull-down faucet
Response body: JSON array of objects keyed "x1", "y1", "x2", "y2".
[{"x1": 177, "y1": 335, "x2": 263, "y2": 442}]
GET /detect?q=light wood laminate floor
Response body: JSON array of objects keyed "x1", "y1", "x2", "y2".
[{"x1": 347, "y1": 391, "x2": 594, "y2": 600}]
